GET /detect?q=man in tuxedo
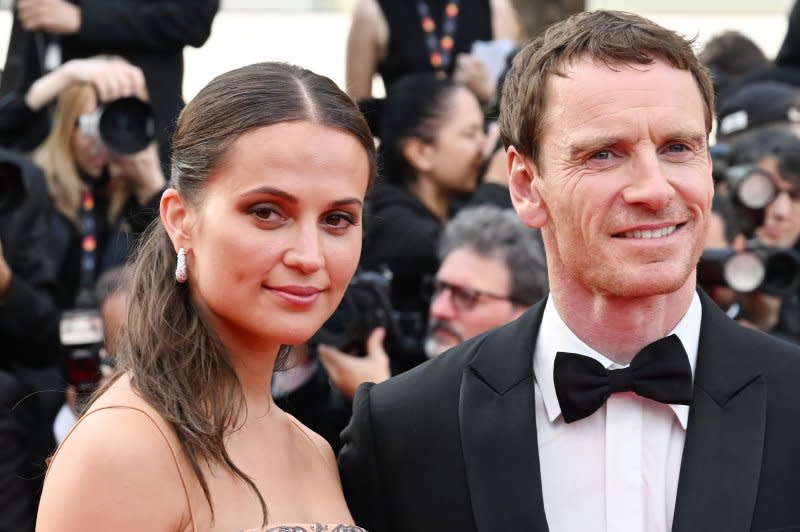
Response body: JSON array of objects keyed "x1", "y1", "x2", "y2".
[{"x1": 338, "y1": 10, "x2": 800, "y2": 532}]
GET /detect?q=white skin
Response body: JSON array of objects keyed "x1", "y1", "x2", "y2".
[
  {"x1": 406, "y1": 86, "x2": 487, "y2": 220},
  {"x1": 17, "y1": 0, "x2": 81, "y2": 35},
  {"x1": 508, "y1": 55, "x2": 714, "y2": 364},
  {"x1": 424, "y1": 246, "x2": 526, "y2": 356},
  {"x1": 754, "y1": 155, "x2": 800, "y2": 248},
  {"x1": 163, "y1": 121, "x2": 371, "y2": 400}
]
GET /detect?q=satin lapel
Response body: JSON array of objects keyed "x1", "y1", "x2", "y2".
[
  {"x1": 459, "y1": 300, "x2": 549, "y2": 532},
  {"x1": 672, "y1": 290, "x2": 766, "y2": 532}
]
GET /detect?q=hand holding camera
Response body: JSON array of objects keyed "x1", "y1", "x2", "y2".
[
  {"x1": 108, "y1": 143, "x2": 166, "y2": 204},
  {"x1": 317, "y1": 327, "x2": 391, "y2": 399}
]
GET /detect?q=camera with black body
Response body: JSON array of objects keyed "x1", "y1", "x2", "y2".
[
  {"x1": 77, "y1": 96, "x2": 156, "y2": 155},
  {"x1": 310, "y1": 268, "x2": 423, "y2": 359},
  {"x1": 59, "y1": 308, "x2": 107, "y2": 413},
  {"x1": 698, "y1": 161, "x2": 800, "y2": 296},
  {"x1": 698, "y1": 242, "x2": 800, "y2": 296}
]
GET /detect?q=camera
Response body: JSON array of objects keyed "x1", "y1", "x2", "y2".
[
  {"x1": 698, "y1": 243, "x2": 800, "y2": 296},
  {"x1": 310, "y1": 268, "x2": 419, "y2": 358},
  {"x1": 724, "y1": 164, "x2": 778, "y2": 237},
  {"x1": 78, "y1": 97, "x2": 156, "y2": 155},
  {"x1": 0, "y1": 157, "x2": 25, "y2": 217}
]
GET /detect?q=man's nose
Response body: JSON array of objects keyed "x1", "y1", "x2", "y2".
[
  {"x1": 622, "y1": 151, "x2": 675, "y2": 209},
  {"x1": 429, "y1": 287, "x2": 456, "y2": 320},
  {"x1": 768, "y1": 190, "x2": 793, "y2": 220}
]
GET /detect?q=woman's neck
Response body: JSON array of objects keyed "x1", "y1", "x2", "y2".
[{"x1": 409, "y1": 175, "x2": 451, "y2": 221}]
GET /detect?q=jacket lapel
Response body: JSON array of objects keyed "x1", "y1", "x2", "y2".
[
  {"x1": 672, "y1": 290, "x2": 766, "y2": 532},
  {"x1": 459, "y1": 299, "x2": 550, "y2": 531}
]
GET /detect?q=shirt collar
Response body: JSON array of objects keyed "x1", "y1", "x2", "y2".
[{"x1": 533, "y1": 292, "x2": 701, "y2": 429}]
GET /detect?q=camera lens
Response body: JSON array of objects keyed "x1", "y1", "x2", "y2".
[
  {"x1": 98, "y1": 97, "x2": 156, "y2": 155},
  {"x1": 724, "y1": 252, "x2": 765, "y2": 293}
]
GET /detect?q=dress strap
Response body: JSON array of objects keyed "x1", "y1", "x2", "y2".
[{"x1": 48, "y1": 405, "x2": 199, "y2": 532}]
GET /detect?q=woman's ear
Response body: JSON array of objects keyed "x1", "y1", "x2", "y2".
[
  {"x1": 508, "y1": 146, "x2": 549, "y2": 228},
  {"x1": 401, "y1": 137, "x2": 434, "y2": 173},
  {"x1": 160, "y1": 188, "x2": 193, "y2": 250}
]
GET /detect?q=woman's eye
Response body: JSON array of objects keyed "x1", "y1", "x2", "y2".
[
  {"x1": 324, "y1": 212, "x2": 356, "y2": 229},
  {"x1": 249, "y1": 204, "x2": 285, "y2": 223}
]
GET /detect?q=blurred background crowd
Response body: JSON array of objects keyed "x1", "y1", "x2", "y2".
[{"x1": 1, "y1": 0, "x2": 800, "y2": 530}]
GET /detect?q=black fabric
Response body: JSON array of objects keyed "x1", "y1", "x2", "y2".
[
  {"x1": 0, "y1": 149, "x2": 61, "y2": 369},
  {"x1": 553, "y1": 334, "x2": 693, "y2": 423},
  {"x1": 376, "y1": 0, "x2": 492, "y2": 94},
  {"x1": 339, "y1": 289, "x2": 800, "y2": 531}
]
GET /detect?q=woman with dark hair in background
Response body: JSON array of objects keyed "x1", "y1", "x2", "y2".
[
  {"x1": 36, "y1": 62, "x2": 374, "y2": 531},
  {"x1": 360, "y1": 72, "x2": 510, "y2": 372}
]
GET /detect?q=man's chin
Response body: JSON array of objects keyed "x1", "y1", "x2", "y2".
[{"x1": 424, "y1": 336, "x2": 455, "y2": 359}]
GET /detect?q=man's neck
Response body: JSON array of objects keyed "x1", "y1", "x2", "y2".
[{"x1": 549, "y1": 280, "x2": 697, "y2": 365}]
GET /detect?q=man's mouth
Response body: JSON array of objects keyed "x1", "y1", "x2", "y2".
[{"x1": 615, "y1": 224, "x2": 683, "y2": 239}]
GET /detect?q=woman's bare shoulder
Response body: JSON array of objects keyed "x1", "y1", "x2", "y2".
[{"x1": 37, "y1": 377, "x2": 191, "y2": 531}]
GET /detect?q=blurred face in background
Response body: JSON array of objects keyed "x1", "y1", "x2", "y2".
[
  {"x1": 424, "y1": 86, "x2": 487, "y2": 194},
  {"x1": 424, "y1": 246, "x2": 525, "y2": 357},
  {"x1": 70, "y1": 93, "x2": 109, "y2": 178},
  {"x1": 755, "y1": 155, "x2": 800, "y2": 248}
]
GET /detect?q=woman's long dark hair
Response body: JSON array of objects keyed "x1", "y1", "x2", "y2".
[{"x1": 103, "y1": 62, "x2": 376, "y2": 526}]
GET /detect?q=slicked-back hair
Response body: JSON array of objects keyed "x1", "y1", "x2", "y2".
[
  {"x1": 105, "y1": 62, "x2": 376, "y2": 527},
  {"x1": 499, "y1": 10, "x2": 715, "y2": 166}
]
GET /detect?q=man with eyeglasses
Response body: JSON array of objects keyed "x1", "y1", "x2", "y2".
[
  {"x1": 424, "y1": 205, "x2": 548, "y2": 358},
  {"x1": 318, "y1": 205, "x2": 547, "y2": 396}
]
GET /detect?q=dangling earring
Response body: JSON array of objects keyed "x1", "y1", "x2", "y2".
[{"x1": 175, "y1": 248, "x2": 188, "y2": 283}]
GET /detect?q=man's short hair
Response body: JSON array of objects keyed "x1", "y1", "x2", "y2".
[
  {"x1": 499, "y1": 10, "x2": 715, "y2": 164},
  {"x1": 438, "y1": 205, "x2": 548, "y2": 307}
]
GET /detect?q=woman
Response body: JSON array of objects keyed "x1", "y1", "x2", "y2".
[
  {"x1": 360, "y1": 72, "x2": 510, "y2": 372},
  {"x1": 36, "y1": 62, "x2": 375, "y2": 531},
  {"x1": 32, "y1": 58, "x2": 165, "y2": 311}
]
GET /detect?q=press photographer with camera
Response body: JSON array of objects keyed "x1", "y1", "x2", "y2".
[
  {"x1": 0, "y1": 149, "x2": 61, "y2": 532},
  {"x1": 699, "y1": 129, "x2": 800, "y2": 341}
]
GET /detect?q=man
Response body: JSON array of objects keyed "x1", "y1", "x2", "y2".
[
  {"x1": 319, "y1": 204, "x2": 548, "y2": 398},
  {"x1": 423, "y1": 204, "x2": 548, "y2": 357},
  {"x1": 338, "y1": 10, "x2": 800, "y2": 532}
]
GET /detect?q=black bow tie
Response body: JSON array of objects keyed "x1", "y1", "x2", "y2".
[{"x1": 553, "y1": 334, "x2": 693, "y2": 424}]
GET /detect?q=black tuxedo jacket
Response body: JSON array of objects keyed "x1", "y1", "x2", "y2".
[{"x1": 338, "y1": 290, "x2": 800, "y2": 532}]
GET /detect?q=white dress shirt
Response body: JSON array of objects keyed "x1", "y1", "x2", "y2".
[{"x1": 533, "y1": 292, "x2": 701, "y2": 532}]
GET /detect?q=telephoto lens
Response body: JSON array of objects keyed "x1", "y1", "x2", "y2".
[{"x1": 78, "y1": 97, "x2": 156, "y2": 155}]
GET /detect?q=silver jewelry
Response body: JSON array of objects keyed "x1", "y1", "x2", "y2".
[{"x1": 175, "y1": 247, "x2": 187, "y2": 283}]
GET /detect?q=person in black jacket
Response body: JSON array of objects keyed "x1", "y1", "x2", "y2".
[
  {"x1": 361, "y1": 73, "x2": 511, "y2": 372},
  {"x1": 0, "y1": 148, "x2": 61, "y2": 532},
  {"x1": 4, "y1": 0, "x2": 219, "y2": 162}
]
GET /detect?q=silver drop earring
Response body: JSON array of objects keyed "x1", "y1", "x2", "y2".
[{"x1": 175, "y1": 248, "x2": 187, "y2": 283}]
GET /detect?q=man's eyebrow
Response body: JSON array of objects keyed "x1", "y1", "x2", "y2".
[{"x1": 568, "y1": 135, "x2": 625, "y2": 158}]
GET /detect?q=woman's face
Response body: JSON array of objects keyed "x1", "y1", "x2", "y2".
[
  {"x1": 183, "y1": 121, "x2": 371, "y2": 353},
  {"x1": 70, "y1": 94, "x2": 109, "y2": 178},
  {"x1": 425, "y1": 86, "x2": 487, "y2": 194}
]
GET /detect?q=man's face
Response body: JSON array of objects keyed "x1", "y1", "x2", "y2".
[
  {"x1": 511, "y1": 55, "x2": 713, "y2": 299},
  {"x1": 754, "y1": 155, "x2": 800, "y2": 248},
  {"x1": 424, "y1": 247, "x2": 525, "y2": 357}
]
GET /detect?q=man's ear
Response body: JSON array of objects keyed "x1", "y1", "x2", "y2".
[
  {"x1": 508, "y1": 146, "x2": 548, "y2": 228},
  {"x1": 401, "y1": 138, "x2": 434, "y2": 173},
  {"x1": 160, "y1": 188, "x2": 193, "y2": 251}
]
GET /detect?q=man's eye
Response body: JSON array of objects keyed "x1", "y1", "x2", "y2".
[
  {"x1": 591, "y1": 150, "x2": 612, "y2": 160},
  {"x1": 667, "y1": 143, "x2": 688, "y2": 153}
]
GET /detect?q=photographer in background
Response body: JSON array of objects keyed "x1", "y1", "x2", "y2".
[
  {"x1": 3, "y1": 0, "x2": 219, "y2": 162},
  {"x1": 0, "y1": 149, "x2": 60, "y2": 532},
  {"x1": 319, "y1": 205, "x2": 549, "y2": 398},
  {"x1": 0, "y1": 56, "x2": 146, "y2": 150},
  {"x1": 702, "y1": 129, "x2": 800, "y2": 342}
]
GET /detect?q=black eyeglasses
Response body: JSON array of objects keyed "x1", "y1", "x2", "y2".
[{"x1": 432, "y1": 279, "x2": 514, "y2": 313}]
